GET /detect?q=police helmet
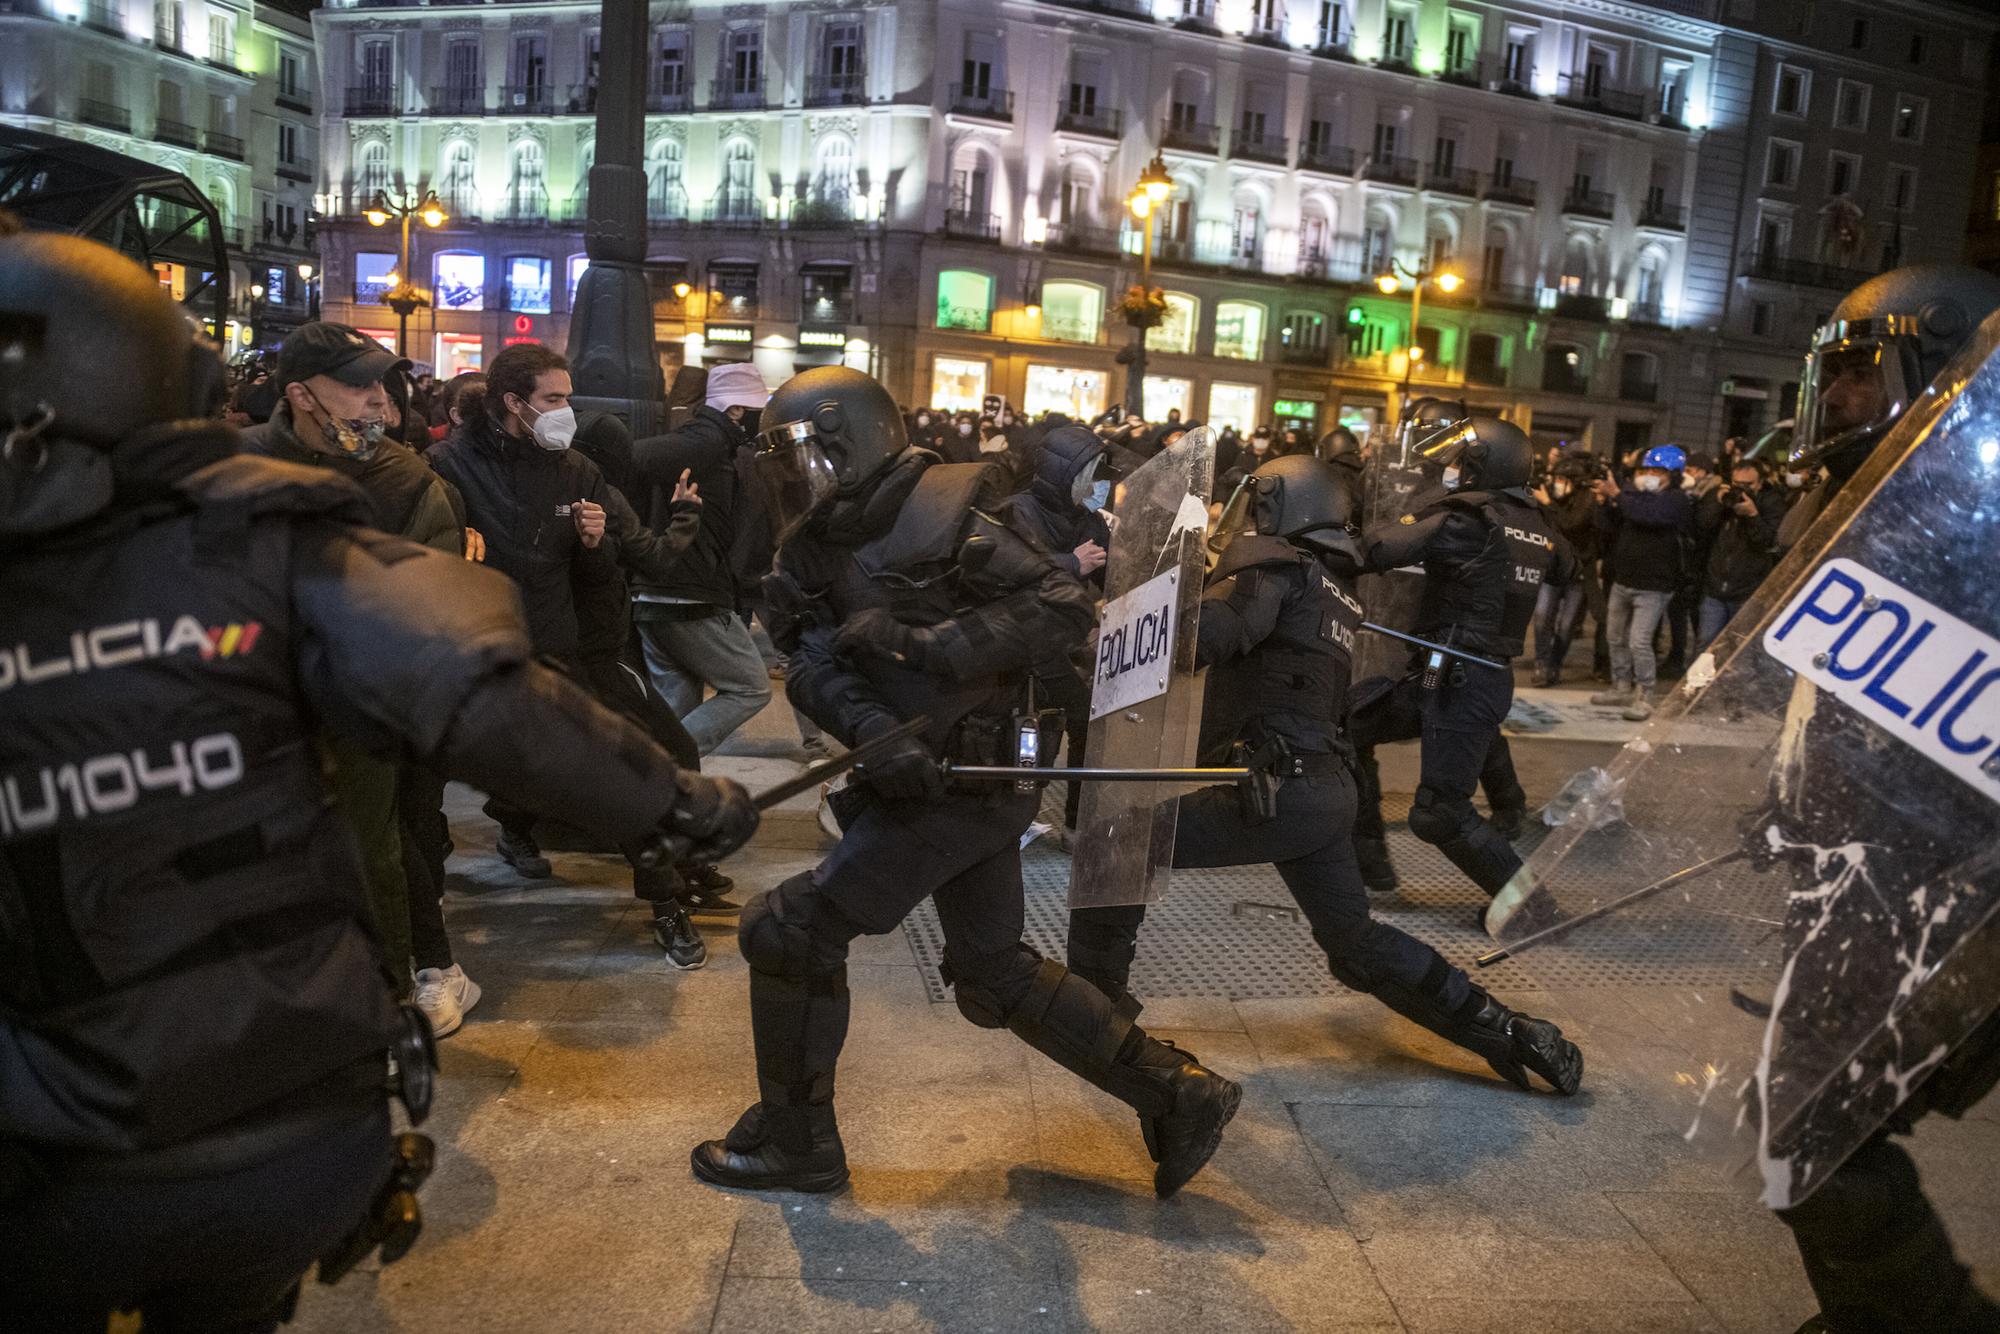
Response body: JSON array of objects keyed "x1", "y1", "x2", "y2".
[
  {"x1": 753, "y1": 366, "x2": 910, "y2": 540},
  {"x1": 1247, "y1": 453, "x2": 1360, "y2": 558},
  {"x1": 0, "y1": 232, "x2": 214, "y2": 450},
  {"x1": 1417, "y1": 416, "x2": 1533, "y2": 491},
  {"x1": 1394, "y1": 396, "x2": 1467, "y2": 462},
  {"x1": 1792, "y1": 264, "x2": 2000, "y2": 479}
]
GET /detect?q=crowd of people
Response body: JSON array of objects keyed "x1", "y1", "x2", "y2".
[{"x1": 7, "y1": 221, "x2": 1996, "y2": 1334}]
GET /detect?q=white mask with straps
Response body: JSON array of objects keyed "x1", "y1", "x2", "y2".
[{"x1": 523, "y1": 401, "x2": 577, "y2": 452}]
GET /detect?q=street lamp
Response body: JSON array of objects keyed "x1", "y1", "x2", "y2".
[
  {"x1": 1120, "y1": 151, "x2": 1174, "y2": 417},
  {"x1": 1373, "y1": 257, "x2": 1462, "y2": 392},
  {"x1": 245, "y1": 281, "x2": 267, "y2": 352},
  {"x1": 297, "y1": 260, "x2": 321, "y2": 322},
  {"x1": 364, "y1": 186, "x2": 449, "y2": 357}
]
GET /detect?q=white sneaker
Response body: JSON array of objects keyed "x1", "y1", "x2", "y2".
[{"x1": 414, "y1": 964, "x2": 482, "y2": 1039}]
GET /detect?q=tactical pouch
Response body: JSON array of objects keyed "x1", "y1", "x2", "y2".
[
  {"x1": 1235, "y1": 738, "x2": 1291, "y2": 826},
  {"x1": 317, "y1": 1131, "x2": 435, "y2": 1286},
  {"x1": 390, "y1": 1002, "x2": 439, "y2": 1127}
]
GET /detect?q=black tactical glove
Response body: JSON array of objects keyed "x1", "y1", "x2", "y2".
[
  {"x1": 852, "y1": 716, "x2": 943, "y2": 802},
  {"x1": 834, "y1": 608, "x2": 948, "y2": 675},
  {"x1": 659, "y1": 772, "x2": 759, "y2": 864}
]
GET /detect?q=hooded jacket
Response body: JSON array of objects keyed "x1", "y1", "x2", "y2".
[
  {"x1": 629, "y1": 404, "x2": 747, "y2": 609},
  {"x1": 992, "y1": 425, "x2": 1110, "y2": 580}
]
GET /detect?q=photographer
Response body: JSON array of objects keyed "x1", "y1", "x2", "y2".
[
  {"x1": 1528, "y1": 452, "x2": 1603, "y2": 686},
  {"x1": 1591, "y1": 445, "x2": 1692, "y2": 721},
  {"x1": 1693, "y1": 457, "x2": 1786, "y2": 653}
]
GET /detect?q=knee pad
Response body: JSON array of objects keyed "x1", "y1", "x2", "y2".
[
  {"x1": 738, "y1": 874, "x2": 847, "y2": 980},
  {"x1": 1407, "y1": 790, "x2": 1479, "y2": 846},
  {"x1": 948, "y1": 942, "x2": 1043, "y2": 1029}
]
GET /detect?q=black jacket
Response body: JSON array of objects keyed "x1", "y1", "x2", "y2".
[
  {"x1": 630, "y1": 406, "x2": 746, "y2": 609},
  {"x1": 240, "y1": 405, "x2": 461, "y2": 553},
  {"x1": 993, "y1": 425, "x2": 1110, "y2": 581},
  {"x1": 1541, "y1": 486, "x2": 1602, "y2": 565},
  {"x1": 428, "y1": 419, "x2": 689, "y2": 659},
  {"x1": 1697, "y1": 485, "x2": 1786, "y2": 601},
  {"x1": 1596, "y1": 487, "x2": 1692, "y2": 593},
  {"x1": 1363, "y1": 489, "x2": 1575, "y2": 660}
]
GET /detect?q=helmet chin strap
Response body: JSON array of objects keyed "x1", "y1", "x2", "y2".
[{"x1": 2, "y1": 403, "x2": 54, "y2": 469}]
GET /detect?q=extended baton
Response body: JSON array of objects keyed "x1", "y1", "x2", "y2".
[
  {"x1": 939, "y1": 763, "x2": 1251, "y2": 784},
  {"x1": 1361, "y1": 622, "x2": 1508, "y2": 672},
  {"x1": 1475, "y1": 850, "x2": 1749, "y2": 968}
]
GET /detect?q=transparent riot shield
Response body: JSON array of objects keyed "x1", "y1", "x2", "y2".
[
  {"x1": 1488, "y1": 313, "x2": 2000, "y2": 1207},
  {"x1": 1068, "y1": 427, "x2": 1216, "y2": 910},
  {"x1": 1354, "y1": 426, "x2": 1434, "y2": 682}
]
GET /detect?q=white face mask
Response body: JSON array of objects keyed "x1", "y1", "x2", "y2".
[
  {"x1": 958, "y1": 422, "x2": 974, "y2": 437},
  {"x1": 916, "y1": 414, "x2": 930, "y2": 427},
  {"x1": 1784, "y1": 470, "x2": 1808, "y2": 488},
  {"x1": 1635, "y1": 473, "x2": 1666, "y2": 493},
  {"x1": 1551, "y1": 479, "x2": 1572, "y2": 499},
  {"x1": 1442, "y1": 465, "x2": 1462, "y2": 490},
  {"x1": 524, "y1": 402, "x2": 577, "y2": 452}
]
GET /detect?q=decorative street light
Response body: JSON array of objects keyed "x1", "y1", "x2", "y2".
[
  {"x1": 364, "y1": 186, "x2": 448, "y2": 357},
  {"x1": 1119, "y1": 151, "x2": 1175, "y2": 417},
  {"x1": 245, "y1": 281, "x2": 267, "y2": 353},
  {"x1": 297, "y1": 260, "x2": 321, "y2": 322},
  {"x1": 1374, "y1": 257, "x2": 1461, "y2": 392}
]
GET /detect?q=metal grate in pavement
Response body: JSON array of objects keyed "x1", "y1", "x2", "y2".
[{"x1": 903, "y1": 794, "x2": 1783, "y2": 1003}]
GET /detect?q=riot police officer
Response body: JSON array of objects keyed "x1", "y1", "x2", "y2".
[
  {"x1": 689, "y1": 367, "x2": 1240, "y2": 1200},
  {"x1": 1761, "y1": 264, "x2": 2000, "y2": 1333},
  {"x1": 1066, "y1": 456, "x2": 1581, "y2": 1096},
  {"x1": 0, "y1": 235, "x2": 757, "y2": 1330},
  {"x1": 1348, "y1": 417, "x2": 1575, "y2": 901}
]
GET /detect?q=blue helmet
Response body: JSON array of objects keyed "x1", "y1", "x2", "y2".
[{"x1": 1640, "y1": 444, "x2": 1686, "y2": 472}]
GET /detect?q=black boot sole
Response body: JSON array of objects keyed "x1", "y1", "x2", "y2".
[
  {"x1": 690, "y1": 1142, "x2": 849, "y2": 1194},
  {"x1": 1153, "y1": 1078, "x2": 1243, "y2": 1199}
]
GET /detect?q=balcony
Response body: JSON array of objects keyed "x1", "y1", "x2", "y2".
[
  {"x1": 1628, "y1": 298, "x2": 1668, "y2": 326},
  {"x1": 711, "y1": 80, "x2": 766, "y2": 111},
  {"x1": 949, "y1": 84, "x2": 1013, "y2": 121},
  {"x1": 1555, "y1": 72, "x2": 1647, "y2": 121},
  {"x1": 78, "y1": 98, "x2": 131, "y2": 132},
  {"x1": 1438, "y1": 56, "x2": 1482, "y2": 88},
  {"x1": 1298, "y1": 142, "x2": 1356, "y2": 176},
  {"x1": 205, "y1": 131, "x2": 244, "y2": 161},
  {"x1": 1043, "y1": 222, "x2": 1123, "y2": 257},
  {"x1": 497, "y1": 83, "x2": 554, "y2": 114},
  {"x1": 943, "y1": 209, "x2": 1001, "y2": 241},
  {"x1": 1312, "y1": 33, "x2": 1356, "y2": 61},
  {"x1": 647, "y1": 188, "x2": 690, "y2": 224},
  {"x1": 1279, "y1": 343, "x2": 1330, "y2": 368},
  {"x1": 1425, "y1": 163, "x2": 1479, "y2": 196},
  {"x1": 1738, "y1": 251, "x2": 1876, "y2": 291},
  {"x1": 1553, "y1": 293, "x2": 1611, "y2": 321},
  {"x1": 276, "y1": 159, "x2": 314, "y2": 184},
  {"x1": 1477, "y1": 281, "x2": 1541, "y2": 310},
  {"x1": 1562, "y1": 186, "x2": 1615, "y2": 219},
  {"x1": 345, "y1": 86, "x2": 398, "y2": 116},
  {"x1": 1056, "y1": 103, "x2": 1121, "y2": 138},
  {"x1": 565, "y1": 83, "x2": 600, "y2": 114},
  {"x1": 493, "y1": 199, "x2": 552, "y2": 225},
  {"x1": 1466, "y1": 356, "x2": 1508, "y2": 387},
  {"x1": 1359, "y1": 154, "x2": 1418, "y2": 186},
  {"x1": 647, "y1": 83, "x2": 692, "y2": 113},
  {"x1": 1543, "y1": 363, "x2": 1592, "y2": 395},
  {"x1": 805, "y1": 72, "x2": 866, "y2": 107},
  {"x1": 153, "y1": 116, "x2": 199, "y2": 148},
  {"x1": 1042, "y1": 0, "x2": 1155, "y2": 18},
  {"x1": 1377, "y1": 36, "x2": 1416, "y2": 72},
  {"x1": 1480, "y1": 173, "x2": 1536, "y2": 207},
  {"x1": 1296, "y1": 248, "x2": 1365, "y2": 283},
  {"x1": 1638, "y1": 199, "x2": 1688, "y2": 231},
  {"x1": 82, "y1": 0, "x2": 123, "y2": 34},
  {"x1": 276, "y1": 90, "x2": 313, "y2": 115},
  {"x1": 1160, "y1": 119, "x2": 1219, "y2": 154},
  {"x1": 790, "y1": 197, "x2": 860, "y2": 230},
  {"x1": 430, "y1": 85, "x2": 485, "y2": 115},
  {"x1": 706, "y1": 195, "x2": 767, "y2": 228},
  {"x1": 1171, "y1": 0, "x2": 1219, "y2": 33},
  {"x1": 1230, "y1": 126, "x2": 1287, "y2": 165},
  {"x1": 1619, "y1": 373, "x2": 1660, "y2": 403}
]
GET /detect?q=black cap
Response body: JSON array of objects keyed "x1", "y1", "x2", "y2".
[{"x1": 275, "y1": 322, "x2": 398, "y2": 391}]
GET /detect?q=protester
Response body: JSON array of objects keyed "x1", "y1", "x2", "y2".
[
  {"x1": 1592, "y1": 444, "x2": 1692, "y2": 721},
  {"x1": 1693, "y1": 457, "x2": 1786, "y2": 652},
  {"x1": 1529, "y1": 452, "x2": 1604, "y2": 686}
]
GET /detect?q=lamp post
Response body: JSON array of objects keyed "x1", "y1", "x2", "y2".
[
  {"x1": 245, "y1": 281, "x2": 266, "y2": 354},
  {"x1": 1374, "y1": 258, "x2": 1461, "y2": 395},
  {"x1": 297, "y1": 260, "x2": 320, "y2": 322},
  {"x1": 1120, "y1": 151, "x2": 1174, "y2": 417},
  {"x1": 364, "y1": 186, "x2": 448, "y2": 358}
]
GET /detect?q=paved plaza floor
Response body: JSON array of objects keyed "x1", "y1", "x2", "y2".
[{"x1": 291, "y1": 684, "x2": 1998, "y2": 1333}]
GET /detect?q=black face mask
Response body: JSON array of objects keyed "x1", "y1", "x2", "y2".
[{"x1": 736, "y1": 407, "x2": 762, "y2": 435}]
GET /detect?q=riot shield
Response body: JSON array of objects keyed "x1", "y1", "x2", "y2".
[
  {"x1": 1488, "y1": 313, "x2": 2000, "y2": 1208},
  {"x1": 1354, "y1": 426, "x2": 1434, "y2": 682},
  {"x1": 1068, "y1": 427, "x2": 1216, "y2": 910}
]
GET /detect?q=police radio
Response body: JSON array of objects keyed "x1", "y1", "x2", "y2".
[{"x1": 1421, "y1": 648, "x2": 1448, "y2": 690}]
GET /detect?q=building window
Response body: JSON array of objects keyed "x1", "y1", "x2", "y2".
[
  {"x1": 936, "y1": 269, "x2": 994, "y2": 332},
  {"x1": 438, "y1": 139, "x2": 477, "y2": 217},
  {"x1": 1751, "y1": 301, "x2": 1773, "y2": 337},
  {"x1": 1766, "y1": 141, "x2": 1799, "y2": 189},
  {"x1": 1142, "y1": 375, "x2": 1192, "y2": 421},
  {"x1": 506, "y1": 256, "x2": 551, "y2": 314},
  {"x1": 1467, "y1": 331, "x2": 1506, "y2": 384},
  {"x1": 278, "y1": 123, "x2": 299, "y2": 166},
  {"x1": 930, "y1": 356, "x2": 988, "y2": 412},
  {"x1": 567, "y1": 254, "x2": 589, "y2": 304},
  {"x1": 1827, "y1": 152, "x2": 1860, "y2": 198},
  {"x1": 1022, "y1": 364, "x2": 1107, "y2": 419},
  {"x1": 279, "y1": 50, "x2": 303, "y2": 99},
  {"x1": 1889, "y1": 166, "x2": 1916, "y2": 212},
  {"x1": 1316, "y1": 1, "x2": 1346, "y2": 49},
  {"x1": 1892, "y1": 94, "x2": 1927, "y2": 142},
  {"x1": 1908, "y1": 33, "x2": 1925, "y2": 64},
  {"x1": 656, "y1": 30, "x2": 689, "y2": 99},
  {"x1": 1146, "y1": 292, "x2": 1198, "y2": 354},
  {"x1": 1774, "y1": 66, "x2": 1808, "y2": 117},
  {"x1": 1213, "y1": 301, "x2": 1266, "y2": 360},
  {"x1": 1039, "y1": 280, "x2": 1103, "y2": 344},
  {"x1": 508, "y1": 139, "x2": 547, "y2": 217},
  {"x1": 706, "y1": 262, "x2": 759, "y2": 317},
  {"x1": 436, "y1": 332, "x2": 483, "y2": 378},
  {"x1": 725, "y1": 28, "x2": 762, "y2": 99},
  {"x1": 1848, "y1": 18, "x2": 1868, "y2": 50},
  {"x1": 1280, "y1": 310, "x2": 1327, "y2": 358},
  {"x1": 811, "y1": 135, "x2": 853, "y2": 210},
  {"x1": 1834, "y1": 80, "x2": 1869, "y2": 131},
  {"x1": 718, "y1": 138, "x2": 758, "y2": 219},
  {"x1": 357, "y1": 37, "x2": 392, "y2": 95},
  {"x1": 433, "y1": 253, "x2": 485, "y2": 311},
  {"x1": 1207, "y1": 382, "x2": 1259, "y2": 433},
  {"x1": 647, "y1": 139, "x2": 685, "y2": 218},
  {"x1": 800, "y1": 263, "x2": 852, "y2": 324}
]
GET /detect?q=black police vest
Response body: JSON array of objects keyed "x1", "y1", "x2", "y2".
[
  {"x1": 0, "y1": 453, "x2": 403, "y2": 1153},
  {"x1": 1200, "y1": 536, "x2": 1361, "y2": 756},
  {"x1": 1416, "y1": 489, "x2": 1559, "y2": 659}
]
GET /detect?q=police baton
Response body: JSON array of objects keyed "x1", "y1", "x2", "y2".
[
  {"x1": 1475, "y1": 851, "x2": 1749, "y2": 968},
  {"x1": 1362, "y1": 622, "x2": 1508, "y2": 672}
]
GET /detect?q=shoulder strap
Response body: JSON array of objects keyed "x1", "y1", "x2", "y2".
[{"x1": 1210, "y1": 533, "x2": 1305, "y2": 584}]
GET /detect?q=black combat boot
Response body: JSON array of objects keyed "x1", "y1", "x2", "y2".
[
  {"x1": 1458, "y1": 993, "x2": 1584, "y2": 1095},
  {"x1": 1124, "y1": 1036, "x2": 1244, "y2": 1198},
  {"x1": 690, "y1": 1101, "x2": 849, "y2": 1193}
]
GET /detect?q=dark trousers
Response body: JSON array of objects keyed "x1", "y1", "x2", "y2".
[
  {"x1": 4, "y1": 1106, "x2": 392, "y2": 1334},
  {"x1": 398, "y1": 763, "x2": 454, "y2": 973},
  {"x1": 1349, "y1": 667, "x2": 1523, "y2": 895},
  {"x1": 1067, "y1": 768, "x2": 1470, "y2": 1012}
]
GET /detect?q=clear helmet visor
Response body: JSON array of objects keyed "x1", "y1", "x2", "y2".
[
  {"x1": 1394, "y1": 408, "x2": 1466, "y2": 467},
  {"x1": 1791, "y1": 331, "x2": 1923, "y2": 472},
  {"x1": 1413, "y1": 419, "x2": 1478, "y2": 472},
  {"x1": 752, "y1": 420, "x2": 840, "y2": 543},
  {"x1": 1206, "y1": 473, "x2": 1256, "y2": 569}
]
